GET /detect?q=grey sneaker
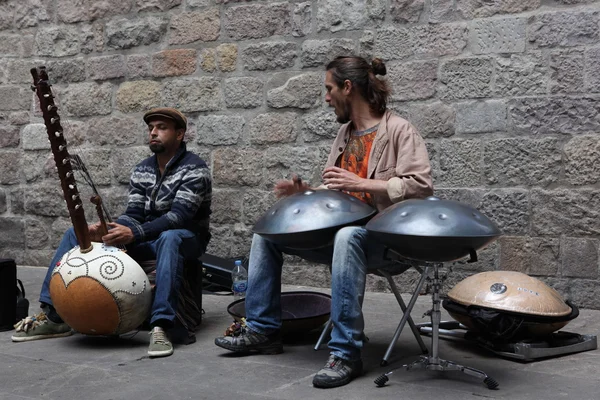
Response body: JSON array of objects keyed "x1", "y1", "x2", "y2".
[
  {"x1": 11, "y1": 312, "x2": 73, "y2": 342},
  {"x1": 312, "y1": 354, "x2": 363, "y2": 388},
  {"x1": 148, "y1": 327, "x2": 173, "y2": 358},
  {"x1": 214, "y1": 319, "x2": 283, "y2": 355}
]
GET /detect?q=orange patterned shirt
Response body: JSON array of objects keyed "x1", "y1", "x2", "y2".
[{"x1": 338, "y1": 124, "x2": 379, "y2": 205}]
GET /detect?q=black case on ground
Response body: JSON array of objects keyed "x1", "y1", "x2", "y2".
[
  {"x1": 0, "y1": 259, "x2": 17, "y2": 332},
  {"x1": 200, "y1": 253, "x2": 245, "y2": 292}
]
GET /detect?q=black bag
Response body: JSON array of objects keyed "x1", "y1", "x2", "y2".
[{"x1": 0, "y1": 259, "x2": 30, "y2": 332}]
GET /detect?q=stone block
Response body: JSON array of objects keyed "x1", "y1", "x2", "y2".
[
  {"x1": 152, "y1": 49, "x2": 197, "y2": 77},
  {"x1": 263, "y1": 146, "x2": 328, "y2": 189},
  {"x1": 196, "y1": 115, "x2": 245, "y2": 146},
  {"x1": 0, "y1": 188, "x2": 5, "y2": 214},
  {"x1": 551, "y1": 49, "x2": 584, "y2": 94},
  {"x1": 0, "y1": 2, "x2": 13, "y2": 30},
  {"x1": 438, "y1": 139, "x2": 481, "y2": 186},
  {"x1": 316, "y1": 0, "x2": 385, "y2": 33},
  {"x1": 6, "y1": 59, "x2": 46, "y2": 84},
  {"x1": 508, "y1": 97, "x2": 600, "y2": 135},
  {"x1": 102, "y1": 185, "x2": 130, "y2": 219},
  {"x1": 86, "y1": 55, "x2": 126, "y2": 81},
  {"x1": 484, "y1": 138, "x2": 560, "y2": 187},
  {"x1": 87, "y1": 115, "x2": 145, "y2": 147},
  {"x1": 106, "y1": 16, "x2": 168, "y2": 50},
  {"x1": 408, "y1": 102, "x2": 455, "y2": 139},
  {"x1": 213, "y1": 148, "x2": 265, "y2": 187},
  {"x1": 224, "y1": 3, "x2": 291, "y2": 40},
  {"x1": 267, "y1": 73, "x2": 322, "y2": 109},
  {"x1": 564, "y1": 279, "x2": 600, "y2": 309},
  {"x1": 528, "y1": 11, "x2": 599, "y2": 48},
  {"x1": 430, "y1": 0, "x2": 455, "y2": 24},
  {"x1": 22, "y1": 151, "x2": 55, "y2": 183},
  {"x1": 169, "y1": 9, "x2": 220, "y2": 45},
  {"x1": 116, "y1": 81, "x2": 161, "y2": 113},
  {"x1": 80, "y1": 23, "x2": 104, "y2": 54},
  {"x1": 495, "y1": 53, "x2": 547, "y2": 96},
  {"x1": 112, "y1": 146, "x2": 152, "y2": 184},
  {"x1": 374, "y1": 24, "x2": 467, "y2": 60},
  {"x1": 209, "y1": 189, "x2": 243, "y2": 224},
  {"x1": 25, "y1": 184, "x2": 69, "y2": 217},
  {"x1": 34, "y1": 26, "x2": 79, "y2": 57},
  {"x1": 455, "y1": 100, "x2": 506, "y2": 134},
  {"x1": 562, "y1": 237, "x2": 598, "y2": 278},
  {"x1": 387, "y1": 60, "x2": 438, "y2": 102},
  {"x1": 188, "y1": 0, "x2": 211, "y2": 7},
  {"x1": 136, "y1": 0, "x2": 182, "y2": 12},
  {"x1": 58, "y1": 0, "x2": 134, "y2": 23},
  {"x1": 439, "y1": 57, "x2": 493, "y2": 100},
  {"x1": 471, "y1": 17, "x2": 526, "y2": 54},
  {"x1": 457, "y1": 0, "x2": 541, "y2": 19},
  {"x1": 126, "y1": 54, "x2": 151, "y2": 79},
  {"x1": 61, "y1": 82, "x2": 113, "y2": 117},
  {"x1": 390, "y1": 0, "x2": 424, "y2": 23},
  {"x1": 292, "y1": 2, "x2": 311, "y2": 37},
  {"x1": 0, "y1": 35, "x2": 22, "y2": 57},
  {"x1": 217, "y1": 44, "x2": 237, "y2": 72},
  {"x1": 358, "y1": 30, "x2": 375, "y2": 60},
  {"x1": 585, "y1": 47, "x2": 600, "y2": 93},
  {"x1": 0, "y1": 125, "x2": 20, "y2": 148},
  {"x1": 22, "y1": 124, "x2": 49, "y2": 150},
  {"x1": 8, "y1": 111, "x2": 30, "y2": 126},
  {"x1": 200, "y1": 48, "x2": 216, "y2": 72},
  {"x1": 0, "y1": 218, "x2": 25, "y2": 246},
  {"x1": 249, "y1": 112, "x2": 298, "y2": 145},
  {"x1": 282, "y1": 263, "x2": 331, "y2": 287},
  {"x1": 564, "y1": 136, "x2": 600, "y2": 185},
  {"x1": 531, "y1": 189, "x2": 600, "y2": 236},
  {"x1": 162, "y1": 77, "x2": 224, "y2": 112},
  {"x1": 434, "y1": 188, "x2": 484, "y2": 208},
  {"x1": 450, "y1": 241, "x2": 498, "y2": 272},
  {"x1": 479, "y1": 189, "x2": 529, "y2": 235},
  {"x1": 224, "y1": 77, "x2": 264, "y2": 109},
  {"x1": 242, "y1": 42, "x2": 298, "y2": 71},
  {"x1": 499, "y1": 236, "x2": 560, "y2": 276},
  {"x1": 0, "y1": 86, "x2": 30, "y2": 111},
  {"x1": 206, "y1": 223, "x2": 252, "y2": 259},
  {"x1": 46, "y1": 59, "x2": 86, "y2": 83},
  {"x1": 242, "y1": 190, "x2": 278, "y2": 225},
  {"x1": 0, "y1": 150, "x2": 20, "y2": 184},
  {"x1": 301, "y1": 39, "x2": 355, "y2": 68},
  {"x1": 25, "y1": 218, "x2": 49, "y2": 250},
  {"x1": 75, "y1": 149, "x2": 113, "y2": 186},
  {"x1": 300, "y1": 110, "x2": 340, "y2": 143}
]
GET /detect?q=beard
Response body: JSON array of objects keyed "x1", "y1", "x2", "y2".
[
  {"x1": 149, "y1": 143, "x2": 166, "y2": 153},
  {"x1": 335, "y1": 100, "x2": 351, "y2": 124}
]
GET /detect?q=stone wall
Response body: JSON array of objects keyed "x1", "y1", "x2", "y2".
[{"x1": 2, "y1": 0, "x2": 600, "y2": 307}]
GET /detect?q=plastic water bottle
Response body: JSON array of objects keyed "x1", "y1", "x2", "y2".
[{"x1": 231, "y1": 260, "x2": 248, "y2": 299}]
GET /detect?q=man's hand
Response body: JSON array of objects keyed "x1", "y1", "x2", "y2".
[
  {"x1": 102, "y1": 222, "x2": 135, "y2": 246},
  {"x1": 274, "y1": 174, "x2": 310, "y2": 198},
  {"x1": 322, "y1": 167, "x2": 365, "y2": 192},
  {"x1": 88, "y1": 222, "x2": 105, "y2": 242}
]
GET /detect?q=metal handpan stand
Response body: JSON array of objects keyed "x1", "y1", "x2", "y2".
[{"x1": 375, "y1": 262, "x2": 499, "y2": 390}]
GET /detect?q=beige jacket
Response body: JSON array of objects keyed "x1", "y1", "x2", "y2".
[{"x1": 323, "y1": 110, "x2": 433, "y2": 211}]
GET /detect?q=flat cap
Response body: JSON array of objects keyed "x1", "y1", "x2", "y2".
[{"x1": 143, "y1": 107, "x2": 187, "y2": 130}]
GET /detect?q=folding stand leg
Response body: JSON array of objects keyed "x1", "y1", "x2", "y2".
[
  {"x1": 314, "y1": 319, "x2": 333, "y2": 351},
  {"x1": 375, "y1": 263, "x2": 499, "y2": 390},
  {"x1": 381, "y1": 265, "x2": 430, "y2": 366},
  {"x1": 378, "y1": 270, "x2": 428, "y2": 356}
]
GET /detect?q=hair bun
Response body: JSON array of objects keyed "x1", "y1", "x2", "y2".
[{"x1": 371, "y1": 58, "x2": 387, "y2": 76}]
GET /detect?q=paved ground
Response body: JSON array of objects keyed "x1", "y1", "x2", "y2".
[{"x1": 1, "y1": 266, "x2": 599, "y2": 400}]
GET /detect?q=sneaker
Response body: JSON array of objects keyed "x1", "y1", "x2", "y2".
[
  {"x1": 11, "y1": 312, "x2": 73, "y2": 342},
  {"x1": 214, "y1": 319, "x2": 283, "y2": 355},
  {"x1": 312, "y1": 354, "x2": 363, "y2": 388},
  {"x1": 148, "y1": 326, "x2": 173, "y2": 358}
]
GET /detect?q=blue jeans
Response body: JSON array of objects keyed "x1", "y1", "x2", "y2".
[
  {"x1": 245, "y1": 226, "x2": 398, "y2": 361},
  {"x1": 40, "y1": 227, "x2": 203, "y2": 327}
]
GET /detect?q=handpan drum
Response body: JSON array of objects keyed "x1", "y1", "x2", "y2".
[
  {"x1": 444, "y1": 271, "x2": 578, "y2": 337},
  {"x1": 253, "y1": 190, "x2": 377, "y2": 249},
  {"x1": 366, "y1": 196, "x2": 501, "y2": 262}
]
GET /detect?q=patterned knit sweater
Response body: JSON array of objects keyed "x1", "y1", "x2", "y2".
[{"x1": 115, "y1": 142, "x2": 212, "y2": 245}]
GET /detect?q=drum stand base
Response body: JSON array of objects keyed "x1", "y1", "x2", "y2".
[{"x1": 375, "y1": 263, "x2": 499, "y2": 390}]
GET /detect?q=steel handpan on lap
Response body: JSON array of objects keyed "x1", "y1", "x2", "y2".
[
  {"x1": 253, "y1": 190, "x2": 377, "y2": 250},
  {"x1": 366, "y1": 196, "x2": 501, "y2": 262}
]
